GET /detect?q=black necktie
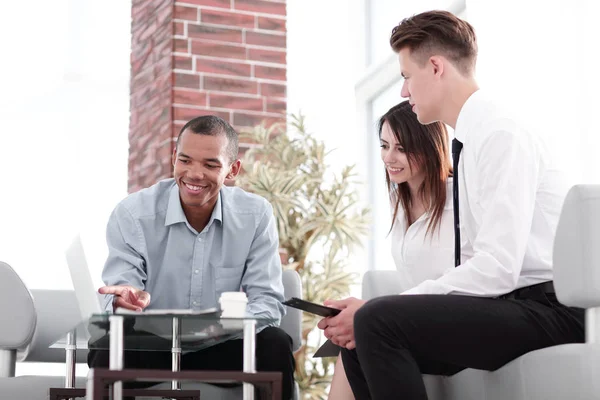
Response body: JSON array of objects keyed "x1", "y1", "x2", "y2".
[{"x1": 452, "y1": 138, "x2": 463, "y2": 268}]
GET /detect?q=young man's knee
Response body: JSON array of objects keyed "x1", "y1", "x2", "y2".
[
  {"x1": 257, "y1": 326, "x2": 294, "y2": 363},
  {"x1": 257, "y1": 327, "x2": 295, "y2": 383},
  {"x1": 259, "y1": 326, "x2": 292, "y2": 348},
  {"x1": 87, "y1": 349, "x2": 109, "y2": 368},
  {"x1": 355, "y1": 296, "x2": 396, "y2": 325}
]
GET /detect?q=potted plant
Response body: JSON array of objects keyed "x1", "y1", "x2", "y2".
[{"x1": 236, "y1": 115, "x2": 370, "y2": 399}]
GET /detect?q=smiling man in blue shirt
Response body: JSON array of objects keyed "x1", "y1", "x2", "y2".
[{"x1": 88, "y1": 115, "x2": 295, "y2": 399}]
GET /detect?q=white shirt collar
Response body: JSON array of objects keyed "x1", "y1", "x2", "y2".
[
  {"x1": 393, "y1": 178, "x2": 453, "y2": 224},
  {"x1": 454, "y1": 89, "x2": 484, "y2": 144}
]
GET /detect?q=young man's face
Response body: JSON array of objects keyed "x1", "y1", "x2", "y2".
[
  {"x1": 398, "y1": 48, "x2": 442, "y2": 124},
  {"x1": 172, "y1": 130, "x2": 240, "y2": 214}
]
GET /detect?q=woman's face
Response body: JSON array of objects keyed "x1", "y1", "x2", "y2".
[{"x1": 380, "y1": 121, "x2": 424, "y2": 185}]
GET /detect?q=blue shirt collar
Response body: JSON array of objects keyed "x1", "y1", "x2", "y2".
[{"x1": 165, "y1": 183, "x2": 223, "y2": 228}]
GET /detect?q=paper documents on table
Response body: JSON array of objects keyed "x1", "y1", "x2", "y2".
[{"x1": 115, "y1": 307, "x2": 218, "y2": 315}]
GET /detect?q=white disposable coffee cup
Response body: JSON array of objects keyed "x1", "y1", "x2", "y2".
[{"x1": 219, "y1": 291, "x2": 248, "y2": 318}]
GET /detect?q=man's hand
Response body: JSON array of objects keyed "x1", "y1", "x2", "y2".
[
  {"x1": 316, "y1": 297, "x2": 366, "y2": 350},
  {"x1": 98, "y1": 285, "x2": 151, "y2": 312}
]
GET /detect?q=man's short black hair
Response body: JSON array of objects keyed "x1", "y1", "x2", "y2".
[{"x1": 176, "y1": 115, "x2": 239, "y2": 162}]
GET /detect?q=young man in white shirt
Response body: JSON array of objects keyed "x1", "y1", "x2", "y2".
[{"x1": 318, "y1": 10, "x2": 585, "y2": 399}]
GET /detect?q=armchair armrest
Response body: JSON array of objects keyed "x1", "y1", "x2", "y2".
[
  {"x1": 0, "y1": 262, "x2": 36, "y2": 350},
  {"x1": 553, "y1": 184, "x2": 600, "y2": 309},
  {"x1": 362, "y1": 270, "x2": 403, "y2": 300},
  {"x1": 0, "y1": 261, "x2": 36, "y2": 377},
  {"x1": 281, "y1": 269, "x2": 302, "y2": 352},
  {"x1": 553, "y1": 184, "x2": 600, "y2": 344},
  {"x1": 19, "y1": 289, "x2": 88, "y2": 364}
]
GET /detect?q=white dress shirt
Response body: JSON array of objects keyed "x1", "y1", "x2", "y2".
[
  {"x1": 403, "y1": 90, "x2": 570, "y2": 296},
  {"x1": 392, "y1": 180, "x2": 461, "y2": 293}
]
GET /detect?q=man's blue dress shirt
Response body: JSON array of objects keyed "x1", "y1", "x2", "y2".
[{"x1": 101, "y1": 178, "x2": 285, "y2": 324}]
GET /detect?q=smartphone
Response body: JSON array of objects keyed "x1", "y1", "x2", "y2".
[{"x1": 282, "y1": 297, "x2": 341, "y2": 317}]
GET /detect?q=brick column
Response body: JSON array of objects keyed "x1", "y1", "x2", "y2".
[{"x1": 129, "y1": 0, "x2": 287, "y2": 193}]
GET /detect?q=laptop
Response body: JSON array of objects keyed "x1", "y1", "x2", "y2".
[
  {"x1": 65, "y1": 235, "x2": 218, "y2": 318},
  {"x1": 65, "y1": 235, "x2": 224, "y2": 344},
  {"x1": 65, "y1": 235, "x2": 104, "y2": 321}
]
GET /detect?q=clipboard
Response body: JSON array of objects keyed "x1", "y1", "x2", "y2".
[
  {"x1": 313, "y1": 339, "x2": 341, "y2": 357},
  {"x1": 282, "y1": 297, "x2": 341, "y2": 317}
]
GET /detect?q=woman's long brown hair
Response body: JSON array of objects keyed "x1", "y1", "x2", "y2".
[{"x1": 379, "y1": 100, "x2": 452, "y2": 237}]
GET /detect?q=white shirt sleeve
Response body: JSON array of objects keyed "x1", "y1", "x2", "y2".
[{"x1": 402, "y1": 128, "x2": 540, "y2": 296}]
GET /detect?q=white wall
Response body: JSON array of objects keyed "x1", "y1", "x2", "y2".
[
  {"x1": 468, "y1": 0, "x2": 600, "y2": 184},
  {"x1": 0, "y1": 0, "x2": 131, "y2": 294},
  {"x1": 0, "y1": 0, "x2": 130, "y2": 377},
  {"x1": 286, "y1": 0, "x2": 370, "y2": 277},
  {"x1": 287, "y1": 0, "x2": 366, "y2": 175}
]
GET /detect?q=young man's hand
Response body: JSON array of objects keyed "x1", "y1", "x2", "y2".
[
  {"x1": 317, "y1": 297, "x2": 366, "y2": 349},
  {"x1": 98, "y1": 285, "x2": 150, "y2": 312}
]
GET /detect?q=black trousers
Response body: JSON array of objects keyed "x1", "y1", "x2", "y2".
[
  {"x1": 341, "y1": 288, "x2": 585, "y2": 400},
  {"x1": 88, "y1": 326, "x2": 295, "y2": 400}
]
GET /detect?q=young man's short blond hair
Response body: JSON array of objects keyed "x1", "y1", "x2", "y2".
[{"x1": 390, "y1": 10, "x2": 478, "y2": 76}]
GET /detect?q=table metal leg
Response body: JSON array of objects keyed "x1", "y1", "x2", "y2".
[
  {"x1": 64, "y1": 329, "x2": 77, "y2": 400},
  {"x1": 586, "y1": 307, "x2": 600, "y2": 343},
  {"x1": 87, "y1": 368, "x2": 101, "y2": 400},
  {"x1": 0, "y1": 349, "x2": 16, "y2": 378},
  {"x1": 65, "y1": 329, "x2": 77, "y2": 387},
  {"x1": 109, "y1": 315, "x2": 124, "y2": 400},
  {"x1": 172, "y1": 316, "x2": 181, "y2": 391},
  {"x1": 243, "y1": 319, "x2": 257, "y2": 400}
]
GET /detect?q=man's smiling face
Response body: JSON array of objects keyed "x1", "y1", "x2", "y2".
[{"x1": 172, "y1": 129, "x2": 237, "y2": 215}]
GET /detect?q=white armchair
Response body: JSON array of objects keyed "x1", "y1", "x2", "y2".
[
  {"x1": 0, "y1": 261, "x2": 37, "y2": 378},
  {"x1": 0, "y1": 264, "x2": 89, "y2": 399},
  {"x1": 362, "y1": 184, "x2": 600, "y2": 400}
]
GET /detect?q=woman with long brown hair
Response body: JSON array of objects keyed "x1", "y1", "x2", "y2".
[{"x1": 322, "y1": 100, "x2": 461, "y2": 399}]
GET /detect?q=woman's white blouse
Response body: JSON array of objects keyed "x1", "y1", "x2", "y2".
[{"x1": 391, "y1": 179, "x2": 460, "y2": 293}]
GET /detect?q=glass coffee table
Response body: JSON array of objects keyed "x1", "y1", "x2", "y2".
[{"x1": 50, "y1": 311, "x2": 281, "y2": 400}]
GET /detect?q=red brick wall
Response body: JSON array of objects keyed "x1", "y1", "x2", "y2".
[{"x1": 129, "y1": 0, "x2": 287, "y2": 193}]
